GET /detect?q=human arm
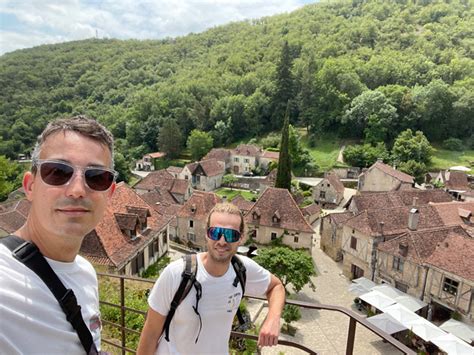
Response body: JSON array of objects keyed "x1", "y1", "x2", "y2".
[
  {"x1": 257, "y1": 273, "x2": 285, "y2": 347},
  {"x1": 136, "y1": 308, "x2": 166, "y2": 355}
]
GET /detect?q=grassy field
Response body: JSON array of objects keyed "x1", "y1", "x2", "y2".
[
  {"x1": 215, "y1": 188, "x2": 257, "y2": 201},
  {"x1": 429, "y1": 145, "x2": 474, "y2": 171},
  {"x1": 300, "y1": 131, "x2": 347, "y2": 172}
]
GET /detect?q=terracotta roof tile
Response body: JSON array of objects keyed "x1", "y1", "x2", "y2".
[
  {"x1": 262, "y1": 151, "x2": 279, "y2": 160},
  {"x1": 177, "y1": 191, "x2": 221, "y2": 221},
  {"x1": 147, "y1": 152, "x2": 166, "y2": 159},
  {"x1": 166, "y1": 166, "x2": 183, "y2": 175},
  {"x1": 371, "y1": 161, "x2": 414, "y2": 184},
  {"x1": 301, "y1": 203, "x2": 322, "y2": 217},
  {"x1": 170, "y1": 179, "x2": 189, "y2": 195},
  {"x1": 0, "y1": 199, "x2": 31, "y2": 233},
  {"x1": 185, "y1": 159, "x2": 225, "y2": 177},
  {"x1": 445, "y1": 171, "x2": 469, "y2": 190},
  {"x1": 430, "y1": 201, "x2": 474, "y2": 226},
  {"x1": 233, "y1": 144, "x2": 262, "y2": 157},
  {"x1": 230, "y1": 195, "x2": 255, "y2": 214},
  {"x1": 245, "y1": 187, "x2": 313, "y2": 233},
  {"x1": 328, "y1": 211, "x2": 355, "y2": 225},
  {"x1": 325, "y1": 172, "x2": 345, "y2": 194},
  {"x1": 203, "y1": 148, "x2": 231, "y2": 161},
  {"x1": 134, "y1": 169, "x2": 175, "y2": 191}
]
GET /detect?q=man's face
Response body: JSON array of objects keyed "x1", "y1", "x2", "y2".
[
  {"x1": 24, "y1": 131, "x2": 115, "y2": 242},
  {"x1": 206, "y1": 211, "x2": 242, "y2": 263}
]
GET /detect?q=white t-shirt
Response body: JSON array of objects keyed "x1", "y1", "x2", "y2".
[
  {"x1": 148, "y1": 253, "x2": 270, "y2": 355},
  {"x1": 0, "y1": 243, "x2": 101, "y2": 355}
]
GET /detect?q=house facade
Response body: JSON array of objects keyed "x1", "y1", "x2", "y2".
[
  {"x1": 180, "y1": 159, "x2": 225, "y2": 192},
  {"x1": 319, "y1": 211, "x2": 354, "y2": 262},
  {"x1": 313, "y1": 172, "x2": 345, "y2": 208},
  {"x1": 244, "y1": 187, "x2": 314, "y2": 250},
  {"x1": 358, "y1": 160, "x2": 414, "y2": 192},
  {"x1": 135, "y1": 152, "x2": 166, "y2": 171}
]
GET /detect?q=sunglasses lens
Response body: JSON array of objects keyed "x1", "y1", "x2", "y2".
[
  {"x1": 207, "y1": 227, "x2": 241, "y2": 243},
  {"x1": 40, "y1": 162, "x2": 74, "y2": 186},
  {"x1": 85, "y1": 169, "x2": 115, "y2": 191}
]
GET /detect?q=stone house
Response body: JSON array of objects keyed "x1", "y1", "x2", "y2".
[
  {"x1": 180, "y1": 159, "x2": 225, "y2": 192},
  {"x1": 377, "y1": 225, "x2": 474, "y2": 322},
  {"x1": 313, "y1": 172, "x2": 345, "y2": 208},
  {"x1": 175, "y1": 191, "x2": 221, "y2": 251},
  {"x1": 244, "y1": 187, "x2": 314, "y2": 250},
  {"x1": 341, "y1": 204, "x2": 446, "y2": 281},
  {"x1": 80, "y1": 183, "x2": 170, "y2": 275},
  {"x1": 259, "y1": 150, "x2": 280, "y2": 171},
  {"x1": 230, "y1": 195, "x2": 255, "y2": 216},
  {"x1": 203, "y1": 148, "x2": 232, "y2": 171},
  {"x1": 231, "y1": 144, "x2": 262, "y2": 174},
  {"x1": 301, "y1": 203, "x2": 322, "y2": 225},
  {"x1": 358, "y1": 160, "x2": 414, "y2": 192},
  {"x1": 134, "y1": 169, "x2": 191, "y2": 203},
  {"x1": 319, "y1": 211, "x2": 354, "y2": 262},
  {"x1": 434, "y1": 170, "x2": 470, "y2": 200},
  {"x1": 135, "y1": 152, "x2": 166, "y2": 171}
]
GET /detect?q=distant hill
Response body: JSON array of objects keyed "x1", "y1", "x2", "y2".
[{"x1": 0, "y1": 0, "x2": 472, "y2": 161}]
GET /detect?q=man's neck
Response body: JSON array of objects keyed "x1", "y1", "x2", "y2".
[
  {"x1": 200, "y1": 252, "x2": 231, "y2": 277},
  {"x1": 15, "y1": 224, "x2": 81, "y2": 262}
]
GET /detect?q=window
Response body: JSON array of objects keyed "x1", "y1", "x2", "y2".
[
  {"x1": 187, "y1": 232, "x2": 196, "y2": 242},
  {"x1": 271, "y1": 232, "x2": 277, "y2": 240},
  {"x1": 244, "y1": 158, "x2": 249, "y2": 163},
  {"x1": 234, "y1": 157, "x2": 239, "y2": 162},
  {"x1": 319, "y1": 191, "x2": 326, "y2": 199},
  {"x1": 350, "y1": 236, "x2": 357, "y2": 250},
  {"x1": 185, "y1": 175, "x2": 188, "y2": 180},
  {"x1": 189, "y1": 220, "x2": 194, "y2": 228},
  {"x1": 392, "y1": 257, "x2": 404, "y2": 272},
  {"x1": 294, "y1": 236, "x2": 299, "y2": 243},
  {"x1": 395, "y1": 281, "x2": 408, "y2": 293},
  {"x1": 443, "y1": 277, "x2": 459, "y2": 296}
]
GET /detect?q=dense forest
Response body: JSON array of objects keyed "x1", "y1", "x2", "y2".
[{"x1": 0, "y1": 0, "x2": 473, "y2": 167}]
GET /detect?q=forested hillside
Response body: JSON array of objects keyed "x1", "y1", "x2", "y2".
[{"x1": 0, "y1": 0, "x2": 472, "y2": 163}]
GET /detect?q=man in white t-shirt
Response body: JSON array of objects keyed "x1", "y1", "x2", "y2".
[
  {"x1": 0, "y1": 116, "x2": 117, "y2": 354},
  {"x1": 137, "y1": 202, "x2": 285, "y2": 354}
]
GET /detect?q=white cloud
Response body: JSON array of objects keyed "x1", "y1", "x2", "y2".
[{"x1": 0, "y1": 0, "x2": 311, "y2": 55}]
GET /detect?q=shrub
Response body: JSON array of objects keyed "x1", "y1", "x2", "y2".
[{"x1": 443, "y1": 137, "x2": 464, "y2": 151}]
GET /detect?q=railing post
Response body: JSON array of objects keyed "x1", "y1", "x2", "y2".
[
  {"x1": 346, "y1": 317, "x2": 356, "y2": 355},
  {"x1": 120, "y1": 277, "x2": 126, "y2": 355}
]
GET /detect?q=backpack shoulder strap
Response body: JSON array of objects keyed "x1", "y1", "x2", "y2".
[
  {"x1": 231, "y1": 255, "x2": 246, "y2": 295},
  {"x1": 163, "y1": 253, "x2": 200, "y2": 342},
  {"x1": 0, "y1": 235, "x2": 98, "y2": 355}
]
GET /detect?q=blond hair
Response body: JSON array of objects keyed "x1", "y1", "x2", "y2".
[{"x1": 206, "y1": 202, "x2": 245, "y2": 234}]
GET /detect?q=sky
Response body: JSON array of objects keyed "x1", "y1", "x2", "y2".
[{"x1": 0, "y1": 0, "x2": 316, "y2": 55}]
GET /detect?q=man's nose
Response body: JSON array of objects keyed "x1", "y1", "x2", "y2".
[{"x1": 65, "y1": 171, "x2": 87, "y2": 198}]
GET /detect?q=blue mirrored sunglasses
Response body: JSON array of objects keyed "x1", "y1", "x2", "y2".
[{"x1": 207, "y1": 227, "x2": 241, "y2": 243}]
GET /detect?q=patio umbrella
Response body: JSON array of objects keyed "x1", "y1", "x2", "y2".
[
  {"x1": 352, "y1": 277, "x2": 376, "y2": 290},
  {"x1": 431, "y1": 333, "x2": 474, "y2": 355},
  {"x1": 348, "y1": 282, "x2": 372, "y2": 296},
  {"x1": 440, "y1": 319, "x2": 474, "y2": 344},
  {"x1": 406, "y1": 318, "x2": 446, "y2": 342},
  {"x1": 384, "y1": 304, "x2": 422, "y2": 325},
  {"x1": 394, "y1": 295, "x2": 428, "y2": 312},
  {"x1": 359, "y1": 290, "x2": 396, "y2": 311},
  {"x1": 367, "y1": 313, "x2": 407, "y2": 335},
  {"x1": 372, "y1": 284, "x2": 405, "y2": 299},
  {"x1": 449, "y1": 166, "x2": 472, "y2": 172}
]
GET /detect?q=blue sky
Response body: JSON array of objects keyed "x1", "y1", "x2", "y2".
[{"x1": 0, "y1": 0, "x2": 316, "y2": 55}]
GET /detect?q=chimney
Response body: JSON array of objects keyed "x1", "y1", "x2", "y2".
[
  {"x1": 379, "y1": 221, "x2": 385, "y2": 236},
  {"x1": 412, "y1": 197, "x2": 418, "y2": 207},
  {"x1": 408, "y1": 208, "x2": 419, "y2": 231},
  {"x1": 399, "y1": 242, "x2": 409, "y2": 257}
]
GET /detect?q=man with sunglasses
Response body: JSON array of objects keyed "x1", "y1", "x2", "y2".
[
  {"x1": 0, "y1": 116, "x2": 117, "y2": 354},
  {"x1": 137, "y1": 203, "x2": 285, "y2": 355}
]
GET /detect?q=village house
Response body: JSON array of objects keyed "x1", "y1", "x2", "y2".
[
  {"x1": 347, "y1": 189, "x2": 454, "y2": 213},
  {"x1": 319, "y1": 211, "x2": 354, "y2": 262},
  {"x1": 203, "y1": 148, "x2": 232, "y2": 171},
  {"x1": 80, "y1": 183, "x2": 170, "y2": 275},
  {"x1": 259, "y1": 150, "x2": 280, "y2": 171},
  {"x1": 245, "y1": 187, "x2": 314, "y2": 250},
  {"x1": 376, "y1": 225, "x2": 474, "y2": 322},
  {"x1": 230, "y1": 195, "x2": 255, "y2": 216},
  {"x1": 231, "y1": 144, "x2": 262, "y2": 174},
  {"x1": 175, "y1": 191, "x2": 221, "y2": 250},
  {"x1": 358, "y1": 159, "x2": 415, "y2": 192},
  {"x1": 0, "y1": 199, "x2": 30, "y2": 237},
  {"x1": 341, "y1": 204, "x2": 446, "y2": 281},
  {"x1": 434, "y1": 170, "x2": 470, "y2": 200},
  {"x1": 312, "y1": 172, "x2": 345, "y2": 208},
  {"x1": 135, "y1": 152, "x2": 166, "y2": 171},
  {"x1": 134, "y1": 169, "x2": 191, "y2": 203},
  {"x1": 301, "y1": 203, "x2": 322, "y2": 225},
  {"x1": 179, "y1": 159, "x2": 225, "y2": 191},
  {"x1": 166, "y1": 166, "x2": 183, "y2": 178}
]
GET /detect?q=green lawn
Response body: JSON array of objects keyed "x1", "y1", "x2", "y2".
[
  {"x1": 215, "y1": 188, "x2": 257, "y2": 201},
  {"x1": 301, "y1": 131, "x2": 346, "y2": 172},
  {"x1": 430, "y1": 146, "x2": 474, "y2": 171}
]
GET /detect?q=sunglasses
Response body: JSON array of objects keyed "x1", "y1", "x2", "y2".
[
  {"x1": 34, "y1": 159, "x2": 118, "y2": 192},
  {"x1": 207, "y1": 227, "x2": 241, "y2": 243}
]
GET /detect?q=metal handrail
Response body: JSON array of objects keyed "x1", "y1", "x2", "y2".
[{"x1": 97, "y1": 272, "x2": 415, "y2": 355}]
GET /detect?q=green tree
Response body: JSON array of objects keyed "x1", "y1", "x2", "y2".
[
  {"x1": 275, "y1": 107, "x2": 292, "y2": 191},
  {"x1": 222, "y1": 174, "x2": 238, "y2": 190},
  {"x1": 398, "y1": 160, "x2": 426, "y2": 184},
  {"x1": 0, "y1": 156, "x2": 22, "y2": 201},
  {"x1": 114, "y1": 152, "x2": 131, "y2": 183},
  {"x1": 392, "y1": 129, "x2": 434, "y2": 165},
  {"x1": 254, "y1": 247, "x2": 315, "y2": 294},
  {"x1": 272, "y1": 41, "x2": 295, "y2": 129},
  {"x1": 187, "y1": 129, "x2": 214, "y2": 161},
  {"x1": 157, "y1": 120, "x2": 183, "y2": 159},
  {"x1": 343, "y1": 143, "x2": 389, "y2": 168}
]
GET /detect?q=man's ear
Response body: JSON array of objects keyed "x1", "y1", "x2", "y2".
[{"x1": 23, "y1": 172, "x2": 35, "y2": 201}]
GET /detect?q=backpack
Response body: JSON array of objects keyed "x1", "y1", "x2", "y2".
[{"x1": 162, "y1": 254, "x2": 247, "y2": 343}]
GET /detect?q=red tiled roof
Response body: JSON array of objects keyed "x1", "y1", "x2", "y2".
[
  {"x1": 203, "y1": 148, "x2": 231, "y2": 162},
  {"x1": 233, "y1": 144, "x2": 262, "y2": 157},
  {"x1": 140, "y1": 191, "x2": 182, "y2": 218},
  {"x1": 147, "y1": 152, "x2": 166, "y2": 159},
  {"x1": 301, "y1": 203, "x2": 322, "y2": 217},
  {"x1": 230, "y1": 195, "x2": 255, "y2": 213},
  {"x1": 170, "y1": 179, "x2": 189, "y2": 195},
  {"x1": 430, "y1": 201, "x2": 474, "y2": 226},
  {"x1": 324, "y1": 172, "x2": 345, "y2": 194},
  {"x1": 0, "y1": 199, "x2": 31, "y2": 233},
  {"x1": 345, "y1": 205, "x2": 445, "y2": 237},
  {"x1": 328, "y1": 211, "x2": 355, "y2": 225},
  {"x1": 166, "y1": 166, "x2": 183, "y2": 175},
  {"x1": 445, "y1": 171, "x2": 469, "y2": 190},
  {"x1": 370, "y1": 161, "x2": 414, "y2": 184},
  {"x1": 177, "y1": 191, "x2": 221, "y2": 221},
  {"x1": 186, "y1": 159, "x2": 225, "y2": 177},
  {"x1": 134, "y1": 169, "x2": 174, "y2": 191},
  {"x1": 352, "y1": 189, "x2": 453, "y2": 212},
  {"x1": 81, "y1": 182, "x2": 170, "y2": 269},
  {"x1": 245, "y1": 187, "x2": 313, "y2": 233},
  {"x1": 262, "y1": 151, "x2": 279, "y2": 160}
]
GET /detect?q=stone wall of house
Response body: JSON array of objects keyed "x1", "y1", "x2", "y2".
[
  {"x1": 312, "y1": 181, "x2": 343, "y2": 205},
  {"x1": 359, "y1": 168, "x2": 404, "y2": 192},
  {"x1": 342, "y1": 252, "x2": 371, "y2": 280},
  {"x1": 176, "y1": 216, "x2": 207, "y2": 251},
  {"x1": 231, "y1": 155, "x2": 257, "y2": 174},
  {"x1": 320, "y1": 216, "x2": 343, "y2": 261},
  {"x1": 341, "y1": 226, "x2": 373, "y2": 279},
  {"x1": 247, "y1": 224, "x2": 312, "y2": 250}
]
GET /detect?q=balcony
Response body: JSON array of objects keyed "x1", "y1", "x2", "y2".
[{"x1": 97, "y1": 272, "x2": 415, "y2": 355}]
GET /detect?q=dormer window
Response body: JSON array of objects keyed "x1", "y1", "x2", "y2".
[
  {"x1": 191, "y1": 204, "x2": 196, "y2": 213},
  {"x1": 272, "y1": 211, "x2": 281, "y2": 223}
]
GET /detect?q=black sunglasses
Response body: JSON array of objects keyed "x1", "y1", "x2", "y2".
[
  {"x1": 207, "y1": 227, "x2": 241, "y2": 243},
  {"x1": 34, "y1": 159, "x2": 118, "y2": 191}
]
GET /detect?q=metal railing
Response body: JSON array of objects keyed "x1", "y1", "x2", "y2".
[{"x1": 97, "y1": 272, "x2": 415, "y2": 355}]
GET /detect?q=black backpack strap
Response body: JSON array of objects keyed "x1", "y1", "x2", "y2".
[
  {"x1": 163, "y1": 254, "x2": 201, "y2": 342},
  {"x1": 0, "y1": 235, "x2": 98, "y2": 355},
  {"x1": 231, "y1": 256, "x2": 247, "y2": 326}
]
